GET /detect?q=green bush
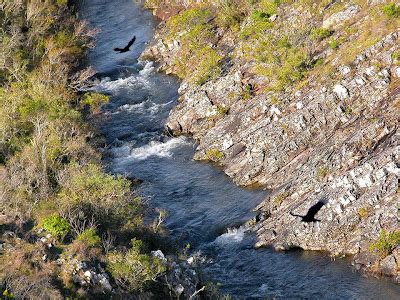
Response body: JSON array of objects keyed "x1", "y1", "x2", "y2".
[
  {"x1": 77, "y1": 227, "x2": 101, "y2": 247},
  {"x1": 252, "y1": 10, "x2": 270, "y2": 22},
  {"x1": 58, "y1": 163, "x2": 142, "y2": 230},
  {"x1": 310, "y1": 28, "x2": 333, "y2": 41},
  {"x1": 42, "y1": 214, "x2": 71, "y2": 239},
  {"x1": 258, "y1": 0, "x2": 281, "y2": 16},
  {"x1": 107, "y1": 239, "x2": 166, "y2": 292},
  {"x1": 329, "y1": 38, "x2": 340, "y2": 50},
  {"x1": 191, "y1": 46, "x2": 222, "y2": 85},
  {"x1": 215, "y1": 0, "x2": 249, "y2": 31},
  {"x1": 369, "y1": 230, "x2": 400, "y2": 257},
  {"x1": 382, "y1": 3, "x2": 400, "y2": 17},
  {"x1": 166, "y1": 8, "x2": 212, "y2": 40},
  {"x1": 82, "y1": 92, "x2": 109, "y2": 112},
  {"x1": 205, "y1": 148, "x2": 225, "y2": 161}
]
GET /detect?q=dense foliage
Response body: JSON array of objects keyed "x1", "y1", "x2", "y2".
[{"x1": 0, "y1": 1, "x2": 166, "y2": 298}]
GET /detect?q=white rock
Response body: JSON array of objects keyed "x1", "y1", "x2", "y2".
[
  {"x1": 151, "y1": 250, "x2": 167, "y2": 261},
  {"x1": 385, "y1": 162, "x2": 400, "y2": 176},
  {"x1": 357, "y1": 174, "x2": 373, "y2": 188},
  {"x1": 270, "y1": 105, "x2": 281, "y2": 115},
  {"x1": 355, "y1": 77, "x2": 366, "y2": 85},
  {"x1": 374, "y1": 169, "x2": 387, "y2": 181},
  {"x1": 187, "y1": 256, "x2": 194, "y2": 265},
  {"x1": 323, "y1": 5, "x2": 359, "y2": 28},
  {"x1": 296, "y1": 102, "x2": 304, "y2": 109},
  {"x1": 84, "y1": 270, "x2": 92, "y2": 280},
  {"x1": 333, "y1": 203, "x2": 343, "y2": 214},
  {"x1": 365, "y1": 66, "x2": 376, "y2": 76},
  {"x1": 269, "y1": 14, "x2": 278, "y2": 22},
  {"x1": 333, "y1": 84, "x2": 350, "y2": 100},
  {"x1": 175, "y1": 284, "x2": 185, "y2": 295},
  {"x1": 222, "y1": 137, "x2": 234, "y2": 150},
  {"x1": 395, "y1": 67, "x2": 400, "y2": 78},
  {"x1": 339, "y1": 65, "x2": 351, "y2": 75}
]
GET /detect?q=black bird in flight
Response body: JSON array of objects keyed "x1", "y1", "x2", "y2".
[
  {"x1": 290, "y1": 199, "x2": 327, "y2": 222},
  {"x1": 114, "y1": 36, "x2": 136, "y2": 53}
]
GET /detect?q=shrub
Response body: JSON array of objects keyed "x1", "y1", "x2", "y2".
[
  {"x1": 252, "y1": 10, "x2": 270, "y2": 22},
  {"x1": 358, "y1": 207, "x2": 371, "y2": 219},
  {"x1": 107, "y1": 239, "x2": 166, "y2": 292},
  {"x1": 57, "y1": 163, "x2": 142, "y2": 230},
  {"x1": 273, "y1": 192, "x2": 289, "y2": 207},
  {"x1": 382, "y1": 3, "x2": 400, "y2": 17},
  {"x1": 215, "y1": 0, "x2": 249, "y2": 31},
  {"x1": 42, "y1": 214, "x2": 71, "y2": 239},
  {"x1": 258, "y1": 0, "x2": 281, "y2": 16},
  {"x1": 166, "y1": 8, "x2": 212, "y2": 40},
  {"x1": 81, "y1": 92, "x2": 109, "y2": 113},
  {"x1": 329, "y1": 38, "x2": 340, "y2": 50},
  {"x1": 76, "y1": 228, "x2": 101, "y2": 247},
  {"x1": 205, "y1": 148, "x2": 225, "y2": 161},
  {"x1": 369, "y1": 230, "x2": 400, "y2": 258},
  {"x1": 310, "y1": 28, "x2": 333, "y2": 41},
  {"x1": 316, "y1": 167, "x2": 329, "y2": 179},
  {"x1": 191, "y1": 46, "x2": 222, "y2": 85}
]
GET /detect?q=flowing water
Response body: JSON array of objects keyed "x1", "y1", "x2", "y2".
[{"x1": 79, "y1": 0, "x2": 400, "y2": 298}]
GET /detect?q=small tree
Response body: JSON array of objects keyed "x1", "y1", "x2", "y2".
[{"x1": 107, "y1": 239, "x2": 166, "y2": 292}]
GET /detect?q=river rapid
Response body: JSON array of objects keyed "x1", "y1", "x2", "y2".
[{"x1": 78, "y1": 0, "x2": 400, "y2": 298}]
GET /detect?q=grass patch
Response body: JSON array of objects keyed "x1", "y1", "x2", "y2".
[
  {"x1": 369, "y1": 230, "x2": 400, "y2": 258},
  {"x1": 205, "y1": 148, "x2": 225, "y2": 161}
]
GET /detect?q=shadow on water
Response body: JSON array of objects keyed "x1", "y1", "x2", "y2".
[{"x1": 78, "y1": 0, "x2": 400, "y2": 298}]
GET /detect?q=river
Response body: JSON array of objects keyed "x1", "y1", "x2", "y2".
[{"x1": 78, "y1": 0, "x2": 400, "y2": 298}]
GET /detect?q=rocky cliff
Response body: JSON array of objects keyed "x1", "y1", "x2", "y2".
[{"x1": 142, "y1": 0, "x2": 400, "y2": 281}]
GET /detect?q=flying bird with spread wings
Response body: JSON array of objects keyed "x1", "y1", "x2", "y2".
[
  {"x1": 114, "y1": 36, "x2": 136, "y2": 53},
  {"x1": 290, "y1": 199, "x2": 327, "y2": 222}
]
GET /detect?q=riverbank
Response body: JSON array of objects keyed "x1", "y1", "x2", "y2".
[
  {"x1": 0, "y1": 1, "x2": 199, "y2": 298},
  {"x1": 142, "y1": 0, "x2": 400, "y2": 282}
]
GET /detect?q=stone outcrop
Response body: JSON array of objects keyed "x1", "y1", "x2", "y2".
[{"x1": 142, "y1": 3, "x2": 400, "y2": 282}]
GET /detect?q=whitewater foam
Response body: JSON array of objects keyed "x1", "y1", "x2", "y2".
[
  {"x1": 129, "y1": 137, "x2": 189, "y2": 160},
  {"x1": 214, "y1": 227, "x2": 246, "y2": 245},
  {"x1": 91, "y1": 61, "x2": 155, "y2": 93}
]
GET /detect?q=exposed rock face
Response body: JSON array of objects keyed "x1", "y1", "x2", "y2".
[{"x1": 142, "y1": 3, "x2": 400, "y2": 282}]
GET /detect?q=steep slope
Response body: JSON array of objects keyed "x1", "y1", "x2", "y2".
[{"x1": 142, "y1": 0, "x2": 400, "y2": 281}]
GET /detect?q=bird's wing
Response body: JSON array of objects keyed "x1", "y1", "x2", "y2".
[
  {"x1": 305, "y1": 200, "x2": 326, "y2": 217},
  {"x1": 126, "y1": 36, "x2": 136, "y2": 48},
  {"x1": 114, "y1": 48, "x2": 123, "y2": 52}
]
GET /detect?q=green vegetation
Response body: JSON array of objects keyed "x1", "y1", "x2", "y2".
[
  {"x1": 107, "y1": 239, "x2": 166, "y2": 292},
  {"x1": 358, "y1": 207, "x2": 371, "y2": 219},
  {"x1": 76, "y1": 228, "x2": 101, "y2": 247},
  {"x1": 329, "y1": 38, "x2": 340, "y2": 50},
  {"x1": 310, "y1": 28, "x2": 333, "y2": 41},
  {"x1": 165, "y1": 8, "x2": 223, "y2": 85},
  {"x1": 273, "y1": 191, "x2": 289, "y2": 207},
  {"x1": 42, "y1": 214, "x2": 71, "y2": 239},
  {"x1": 316, "y1": 167, "x2": 329, "y2": 179},
  {"x1": 0, "y1": 1, "x2": 166, "y2": 298},
  {"x1": 205, "y1": 148, "x2": 225, "y2": 161},
  {"x1": 382, "y1": 3, "x2": 400, "y2": 17},
  {"x1": 369, "y1": 230, "x2": 400, "y2": 258}
]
